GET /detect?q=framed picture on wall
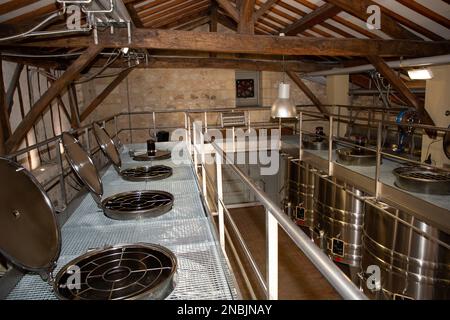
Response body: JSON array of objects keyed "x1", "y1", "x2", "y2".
[
  {"x1": 236, "y1": 79, "x2": 255, "y2": 98},
  {"x1": 236, "y1": 71, "x2": 260, "y2": 107}
]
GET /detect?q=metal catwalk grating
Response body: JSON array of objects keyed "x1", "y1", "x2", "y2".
[
  {"x1": 64, "y1": 193, "x2": 205, "y2": 227},
  {"x1": 7, "y1": 243, "x2": 237, "y2": 300},
  {"x1": 6, "y1": 142, "x2": 237, "y2": 300}
]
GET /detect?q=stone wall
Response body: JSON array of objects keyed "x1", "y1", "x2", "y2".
[{"x1": 80, "y1": 68, "x2": 328, "y2": 142}]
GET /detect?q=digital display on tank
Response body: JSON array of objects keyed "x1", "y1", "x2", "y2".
[{"x1": 332, "y1": 238, "x2": 345, "y2": 257}]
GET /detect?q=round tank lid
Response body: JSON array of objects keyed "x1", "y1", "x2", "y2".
[
  {"x1": 0, "y1": 158, "x2": 60, "y2": 273},
  {"x1": 92, "y1": 123, "x2": 122, "y2": 169},
  {"x1": 62, "y1": 132, "x2": 103, "y2": 198}
]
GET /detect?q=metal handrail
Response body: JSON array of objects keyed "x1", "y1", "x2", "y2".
[{"x1": 209, "y1": 140, "x2": 368, "y2": 300}]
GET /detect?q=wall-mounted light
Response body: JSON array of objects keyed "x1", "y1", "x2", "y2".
[
  {"x1": 408, "y1": 68, "x2": 433, "y2": 80},
  {"x1": 271, "y1": 83, "x2": 296, "y2": 118}
]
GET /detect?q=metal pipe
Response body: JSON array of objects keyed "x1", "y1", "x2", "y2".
[
  {"x1": 305, "y1": 55, "x2": 450, "y2": 77},
  {"x1": 211, "y1": 141, "x2": 367, "y2": 300}
]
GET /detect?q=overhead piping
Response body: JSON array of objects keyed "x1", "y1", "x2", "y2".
[{"x1": 304, "y1": 55, "x2": 450, "y2": 77}]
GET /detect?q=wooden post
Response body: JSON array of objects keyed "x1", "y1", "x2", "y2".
[
  {"x1": 5, "y1": 45, "x2": 103, "y2": 153},
  {"x1": 80, "y1": 68, "x2": 133, "y2": 122},
  {"x1": 238, "y1": 0, "x2": 255, "y2": 35}
]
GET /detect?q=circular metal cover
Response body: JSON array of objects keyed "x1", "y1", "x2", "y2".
[
  {"x1": 393, "y1": 166, "x2": 450, "y2": 195},
  {"x1": 133, "y1": 150, "x2": 172, "y2": 162},
  {"x1": 92, "y1": 123, "x2": 122, "y2": 170},
  {"x1": 120, "y1": 165, "x2": 173, "y2": 181},
  {"x1": 102, "y1": 190, "x2": 174, "y2": 220},
  {"x1": 54, "y1": 243, "x2": 177, "y2": 300},
  {"x1": 0, "y1": 158, "x2": 60, "y2": 273},
  {"x1": 444, "y1": 125, "x2": 450, "y2": 160},
  {"x1": 62, "y1": 132, "x2": 103, "y2": 198}
]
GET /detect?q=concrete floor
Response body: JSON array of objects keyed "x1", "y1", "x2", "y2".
[{"x1": 225, "y1": 206, "x2": 341, "y2": 300}]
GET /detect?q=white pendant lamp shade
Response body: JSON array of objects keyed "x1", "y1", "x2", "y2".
[{"x1": 271, "y1": 82, "x2": 296, "y2": 118}]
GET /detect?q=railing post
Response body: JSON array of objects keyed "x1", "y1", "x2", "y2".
[
  {"x1": 84, "y1": 128, "x2": 90, "y2": 155},
  {"x1": 375, "y1": 121, "x2": 382, "y2": 199},
  {"x1": 201, "y1": 130, "x2": 207, "y2": 201},
  {"x1": 204, "y1": 112, "x2": 208, "y2": 133},
  {"x1": 184, "y1": 112, "x2": 189, "y2": 145},
  {"x1": 193, "y1": 122, "x2": 198, "y2": 175},
  {"x1": 266, "y1": 209, "x2": 278, "y2": 300},
  {"x1": 152, "y1": 112, "x2": 156, "y2": 138},
  {"x1": 216, "y1": 152, "x2": 225, "y2": 251},
  {"x1": 56, "y1": 139, "x2": 67, "y2": 208},
  {"x1": 328, "y1": 116, "x2": 334, "y2": 176},
  {"x1": 299, "y1": 112, "x2": 303, "y2": 161}
]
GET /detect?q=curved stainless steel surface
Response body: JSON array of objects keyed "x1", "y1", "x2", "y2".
[
  {"x1": 120, "y1": 165, "x2": 173, "y2": 182},
  {"x1": 132, "y1": 150, "x2": 172, "y2": 161},
  {"x1": 54, "y1": 243, "x2": 177, "y2": 300},
  {"x1": 61, "y1": 132, "x2": 103, "y2": 198},
  {"x1": 0, "y1": 158, "x2": 60, "y2": 274},
  {"x1": 102, "y1": 190, "x2": 174, "y2": 220},
  {"x1": 314, "y1": 176, "x2": 365, "y2": 267},
  {"x1": 303, "y1": 137, "x2": 329, "y2": 151},
  {"x1": 92, "y1": 122, "x2": 122, "y2": 170},
  {"x1": 212, "y1": 141, "x2": 367, "y2": 300},
  {"x1": 393, "y1": 166, "x2": 450, "y2": 195},
  {"x1": 336, "y1": 148, "x2": 377, "y2": 167},
  {"x1": 362, "y1": 201, "x2": 450, "y2": 300},
  {"x1": 286, "y1": 160, "x2": 315, "y2": 229}
]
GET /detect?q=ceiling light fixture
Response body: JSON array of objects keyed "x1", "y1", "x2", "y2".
[
  {"x1": 122, "y1": 47, "x2": 129, "y2": 54},
  {"x1": 271, "y1": 33, "x2": 296, "y2": 119},
  {"x1": 408, "y1": 68, "x2": 433, "y2": 80}
]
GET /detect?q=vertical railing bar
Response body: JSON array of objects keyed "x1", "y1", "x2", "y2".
[
  {"x1": 55, "y1": 139, "x2": 67, "y2": 208},
  {"x1": 328, "y1": 116, "x2": 334, "y2": 176},
  {"x1": 216, "y1": 152, "x2": 225, "y2": 251},
  {"x1": 266, "y1": 209, "x2": 278, "y2": 300},
  {"x1": 375, "y1": 121, "x2": 382, "y2": 199}
]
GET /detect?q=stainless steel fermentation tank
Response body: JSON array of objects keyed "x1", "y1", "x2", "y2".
[
  {"x1": 362, "y1": 201, "x2": 450, "y2": 300},
  {"x1": 283, "y1": 157, "x2": 315, "y2": 230},
  {"x1": 313, "y1": 175, "x2": 366, "y2": 268}
]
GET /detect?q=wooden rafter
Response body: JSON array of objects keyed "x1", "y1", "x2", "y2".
[
  {"x1": 281, "y1": 3, "x2": 341, "y2": 36},
  {"x1": 238, "y1": 0, "x2": 255, "y2": 34},
  {"x1": 13, "y1": 28, "x2": 450, "y2": 57},
  {"x1": 216, "y1": 0, "x2": 240, "y2": 22},
  {"x1": 0, "y1": 56, "x2": 12, "y2": 145},
  {"x1": 367, "y1": 56, "x2": 435, "y2": 131},
  {"x1": 0, "y1": 0, "x2": 40, "y2": 15},
  {"x1": 142, "y1": 0, "x2": 209, "y2": 26},
  {"x1": 325, "y1": 0, "x2": 421, "y2": 40},
  {"x1": 80, "y1": 68, "x2": 133, "y2": 122},
  {"x1": 6, "y1": 64, "x2": 24, "y2": 115},
  {"x1": 293, "y1": 0, "x2": 380, "y2": 39},
  {"x1": 287, "y1": 71, "x2": 328, "y2": 116},
  {"x1": 395, "y1": 0, "x2": 450, "y2": 29},
  {"x1": 254, "y1": 0, "x2": 279, "y2": 22},
  {"x1": 5, "y1": 45, "x2": 103, "y2": 153}
]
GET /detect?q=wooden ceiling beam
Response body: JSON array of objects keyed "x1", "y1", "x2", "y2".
[
  {"x1": 6, "y1": 64, "x2": 24, "y2": 116},
  {"x1": 5, "y1": 45, "x2": 103, "y2": 153},
  {"x1": 396, "y1": 0, "x2": 450, "y2": 29},
  {"x1": 254, "y1": 0, "x2": 279, "y2": 22},
  {"x1": 367, "y1": 55, "x2": 435, "y2": 131},
  {"x1": 238, "y1": 0, "x2": 255, "y2": 34},
  {"x1": 142, "y1": 0, "x2": 209, "y2": 27},
  {"x1": 80, "y1": 68, "x2": 132, "y2": 122},
  {"x1": 11, "y1": 28, "x2": 450, "y2": 57},
  {"x1": 281, "y1": 3, "x2": 341, "y2": 36},
  {"x1": 0, "y1": 0, "x2": 40, "y2": 16},
  {"x1": 0, "y1": 56, "x2": 12, "y2": 145},
  {"x1": 102, "y1": 56, "x2": 327, "y2": 72},
  {"x1": 215, "y1": 0, "x2": 240, "y2": 22},
  {"x1": 325, "y1": 0, "x2": 421, "y2": 40},
  {"x1": 138, "y1": 0, "x2": 188, "y2": 21},
  {"x1": 287, "y1": 71, "x2": 328, "y2": 116}
]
